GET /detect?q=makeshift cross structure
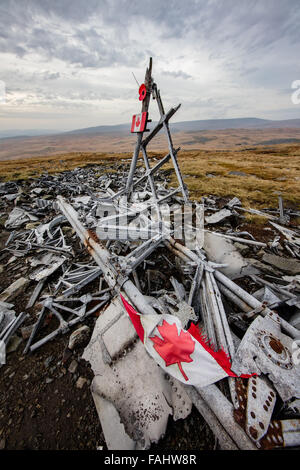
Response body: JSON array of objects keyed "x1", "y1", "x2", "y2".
[
  {"x1": 111, "y1": 58, "x2": 189, "y2": 204},
  {"x1": 125, "y1": 57, "x2": 189, "y2": 203},
  {"x1": 95, "y1": 58, "x2": 191, "y2": 247}
]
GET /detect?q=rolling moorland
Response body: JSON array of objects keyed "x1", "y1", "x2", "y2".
[
  {"x1": 0, "y1": 118, "x2": 300, "y2": 211},
  {"x1": 1, "y1": 117, "x2": 300, "y2": 161}
]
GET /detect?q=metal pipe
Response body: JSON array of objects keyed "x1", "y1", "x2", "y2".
[
  {"x1": 132, "y1": 150, "x2": 178, "y2": 188},
  {"x1": 125, "y1": 58, "x2": 153, "y2": 192},
  {"x1": 57, "y1": 196, "x2": 159, "y2": 317},
  {"x1": 205, "y1": 271, "x2": 228, "y2": 350},
  {"x1": 196, "y1": 384, "x2": 257, "y2": 450},
  {"x1": 205, "y1": 230, "x2": 267, "y2": 248},
  {"x1": 152, "y1": 84, "x2": 188, "y2": 203},
  {"x1": 183, "y1": 386, "x2": 238, "y2": 450},
  {"x1": 215, "y1": 270, "x2": 300, "y2": 339},
  {"x1": 188, "y1": 263, "x2": 203, "y2": 306},
  {"x1": 217, "y1": 282, "x2": 253, "y2": 313},
  {"x1": 199, "y1": 282, "x2": 217, "y2": 347},
  {"x1": 209, "y1": 272, "x2": 235, "y2": 357},
  {"x1": 126, "y1": 133, "x2": 143, "y2": 192},
  {"x1": 251, "y1": 274, "x2": 297, "y2": 301}
]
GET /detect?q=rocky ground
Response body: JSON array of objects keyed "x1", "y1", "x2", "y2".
[
  {"x1": 0, "y1": 315, "x2": 215, "y2": 451},
  {"x1": 0, "y1": 166, "x2": 216, "y2": 451}
]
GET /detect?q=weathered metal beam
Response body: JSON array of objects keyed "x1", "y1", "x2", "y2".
[
  {"x1": 152, "y1": 84, "x2": 189, "y2": 203},
  {"x1": 132, "y1": 150, "x2": 178, "y2": 188},
  {"x1": 217, "y1": 282, "x2": 253, "y2": 313},
  {"x1": 183, "y1": 386, "x2": 238, "y2": 450},
  {"x1": 205, "y1": 230, "x2": 267, "y2": 248},
  {"x1": 195, "y1": 384, "x2": 257, "y2": 450},
  {"x1": 126, "y1": 58, "x2": 153, "y2": 192},
  {"x1": 57, "y1": 196, "x2": 159, "y2": 317}
]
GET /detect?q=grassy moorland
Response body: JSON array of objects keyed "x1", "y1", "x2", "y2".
[
  {"x1": 1, "y1": 127, "x2": 300, "y2": 161},
  {"x1": 0, "y1": 144, "x2": 299, "y2": 210},
  {"x1": 167, "y1": 144, "x2": 300, "y2": 209}
]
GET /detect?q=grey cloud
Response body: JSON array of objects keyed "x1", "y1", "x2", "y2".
[
  {"x1": 162, "y1": 70, "x2": 192, "y2": 80},
  {"x1": 0, "y1": 0, "x2": 299, "y2": 129},
  {"x1": 0, "y1": 1, "x2": 147, "y2": 68},
  {"x1": 41, "y1": 71, "x2": 60, "y2": 80},
  {"x1": 1, "y1": 1, "x2": 299, "y2": 69}
]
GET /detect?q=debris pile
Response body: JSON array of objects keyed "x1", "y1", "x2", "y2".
[{"x1": 0, "y1": 59, "x2": 300, "y2": 450}]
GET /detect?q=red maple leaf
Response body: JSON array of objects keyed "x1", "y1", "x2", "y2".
[{"x1": 150, "y1": 320, "x2": 195, "y2": 381}]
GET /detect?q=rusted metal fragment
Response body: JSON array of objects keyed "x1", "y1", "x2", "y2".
[
  {"x1": 233, "y1": 376, "x2": 276, "y2": 446},
  {"x1": 233, "y1": 378, "x2": 248, "y2": 431},
  {"x1": 232, "y1": 314, "x2": 300, "y2": 401},
  {"x1": 260, "y1": 419, "x2": 300, "y2": 449}
]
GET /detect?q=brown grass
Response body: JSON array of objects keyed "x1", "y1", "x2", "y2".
[
  {"x1": 0, "y1": 144, "x2": 299, "y2": 210},
  {"x1": 166, "y1": 145, "x2": 300, "y2": 208},
  {"x1": 0, "y1": 151, "x2": 132, "y2": 181}
]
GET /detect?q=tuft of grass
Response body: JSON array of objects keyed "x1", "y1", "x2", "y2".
[{"x1": 244, "y1": 214, "x2": 270, "y2": 225}]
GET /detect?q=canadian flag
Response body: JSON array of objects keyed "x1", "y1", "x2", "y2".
[
  {"x1": 121, "y1": 295, "x2": 254, "y2": 387},
  {"x1": 131, "y1": 112, "x2": 148, "y2": 133}
]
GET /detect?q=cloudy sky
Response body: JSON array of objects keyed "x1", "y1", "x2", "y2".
[{"x1": 0, "y1": 0, "x2": 299, "y2": 133}]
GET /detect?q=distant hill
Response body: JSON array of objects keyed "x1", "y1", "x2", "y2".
[
  {"x1": 1, "y1": 117, "x2": 300, "y2": 161},
  {"x1": 65, "y1": 123, "x2": 129, "y2": 135},
  {"x1": 2, "y1": 118, "x2": 300, "y2": 141},
  {"x1": 66, "y1": 118, "x2": 300, "y2": 136},
  {"x1": 171, "y1": 118, "x2": 300, "y2": 131},
  {"x1": 0, "y1": 129, "x2": 60, "y2": 139}
]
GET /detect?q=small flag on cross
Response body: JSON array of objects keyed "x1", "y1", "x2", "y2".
[{"x1": 131, "y1": 112, "x2": 148, "y2": 133}]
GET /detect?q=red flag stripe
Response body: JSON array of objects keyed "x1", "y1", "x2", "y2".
[
  {"x1": 120, "y1": 295, "x2": 145, "y2": 343},
  {"x1": 188, "y1": 323, "x2": 256, "y2": 379},
  {"x1": 188, "y1": 323, "x2": 236, "y2": 377}
]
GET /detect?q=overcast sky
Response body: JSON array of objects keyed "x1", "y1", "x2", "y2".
[{"x1": 0, "y1": 0, "x2": 299, "y2": 132}]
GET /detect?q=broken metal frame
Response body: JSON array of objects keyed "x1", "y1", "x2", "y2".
[
  {"x1": 0, "y1": 311, "x2": 27, "y2": 344},
  {"x1": 4, "y1": 215, "x2": 73, "y2": 257},
  {"x1": 95, "y1": 58, "x2": 189, "y2": 250},
  {"x1": 166, "y1": 235, "x2": 300, "y2": 340},
  {"x1": 54, "y1": 263, "x2": 103, "y2": 298},
  {"x1": 24, "y1": 292, "x2": 110, "y2": 353},
  {"x1": 50, "y1": 139, "x2": 299, "y2": 450},
  {"x1": 56, "y1": 197, "x2": 162, "y2": 317},
  {"x1": 0, "y1": 311, "x2": 27, "y2": 365}
]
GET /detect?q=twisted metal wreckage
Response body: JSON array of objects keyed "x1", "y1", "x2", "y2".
[{"x1": 2, "y1": 59, "x2": 300, "y2": 450}]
